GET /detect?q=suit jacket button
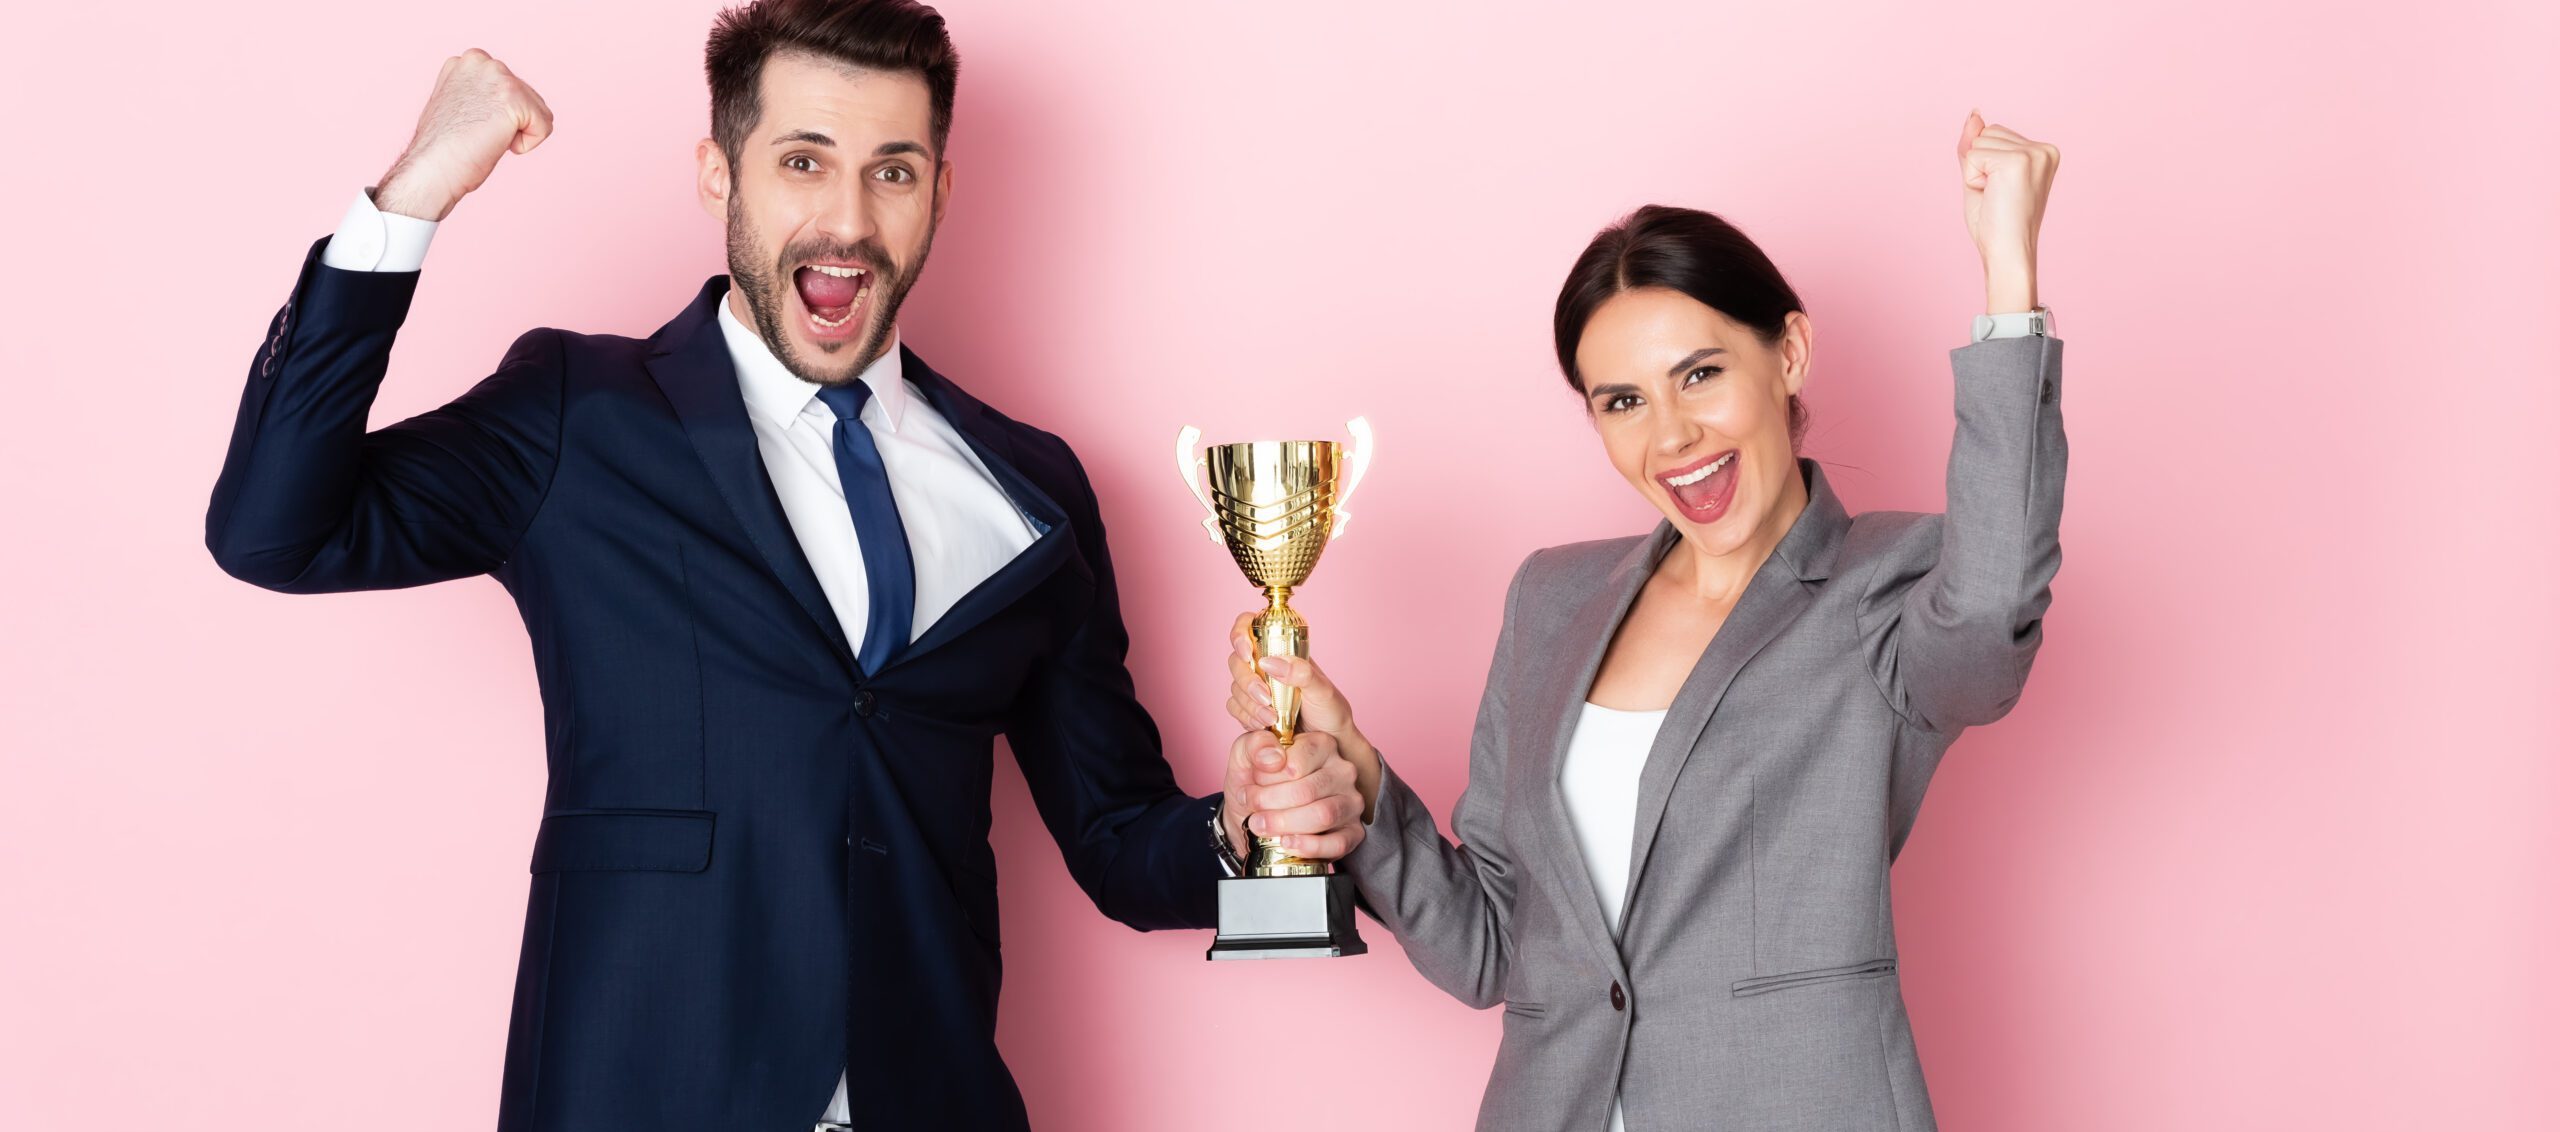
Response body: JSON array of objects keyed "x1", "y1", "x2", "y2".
[
  {"x1": 854, "y1": 690, "x2": 876, "y2": 717},
  {"x1": 1609, "y1": 981, "x2": 1626, "y2": 1011}
]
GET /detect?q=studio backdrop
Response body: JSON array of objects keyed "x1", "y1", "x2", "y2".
[{"x1": 3, "y1": 1, "x2": 2554, "y2": 1129}]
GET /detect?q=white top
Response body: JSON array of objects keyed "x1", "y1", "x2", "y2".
[
  {"x1": 326, "y1": 189, "x2": 1040, "y2": 1124},
  {"x1": 1558, "y1": 699, "x2": 1667, "y2": 1132}
]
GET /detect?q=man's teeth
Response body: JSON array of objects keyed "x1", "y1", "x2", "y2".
[
  {"x1": 809, "y1": 286, "x2": 871, "y2": 329},
  {"x1": 808, "y1": 264, "x2": 866, "y2": 278},
  {"x1": 1666, "y1": 452, "x2": 1735, "y2": 487}
]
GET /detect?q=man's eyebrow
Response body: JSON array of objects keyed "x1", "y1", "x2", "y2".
[
  {"x1": 771, "y1": 129, "x2": 836, "y2": 147},
  {"x1": 1666, "y1": 347, "x2": 1728, "y2": 377},
  {"x1": 873, "y1": 140, "x2": 931, "y2": 159}
]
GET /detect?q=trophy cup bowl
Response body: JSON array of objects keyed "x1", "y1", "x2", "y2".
[{"x1": 1177, "y1": 418, "x2": 1373, "y2": 960}]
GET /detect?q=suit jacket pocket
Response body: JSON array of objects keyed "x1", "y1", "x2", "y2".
[
  {"x1": 529, "y1": 808, "x2": 716, "y2": 873},
  {"x1": 1729, "y1": 958, "x2": 1896, "y2": 998}
]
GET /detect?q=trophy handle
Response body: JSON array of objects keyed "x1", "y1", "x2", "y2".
[
  {"x1": 1332, "y1": 416, "x2": 1375, "y2": 538},
  {"x1": 1173, "y1": 425, "x2": 1223, "y2": 544}
]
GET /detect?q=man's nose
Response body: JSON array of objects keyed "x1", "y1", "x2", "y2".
[{"x1": 812, "y1": 178, "x2": 877, "y2": 247}]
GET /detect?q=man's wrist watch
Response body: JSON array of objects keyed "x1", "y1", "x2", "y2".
[
  {"x1": 1972, "y1": 306, "x2": 2055, "y2": 343},
  {"x1": 1208, "y1": 803, "x2": 1247, "y2": 878}
]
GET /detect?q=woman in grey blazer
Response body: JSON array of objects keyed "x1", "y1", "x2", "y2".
[{"x1": 1220, "y1": 113, "x2": 2064, "y2": 1131}]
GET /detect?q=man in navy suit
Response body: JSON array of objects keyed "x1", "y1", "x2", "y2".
[{"x1": 205, "y1": 2, "x2": 1370, "y2": 1127}]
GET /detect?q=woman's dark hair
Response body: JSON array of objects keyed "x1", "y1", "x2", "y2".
[{"x1": 1554, "y1": 205, "x2": 1809, "y2": 448}]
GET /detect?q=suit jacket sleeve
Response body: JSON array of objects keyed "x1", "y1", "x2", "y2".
[
  {"x1": 1335, "y1": 553, "x2": 1539, "y2": 1010},
  {"x1": 205, "y1": 237, "x2": 564, "y2": 593},
  {"x1": 1002, "y1": 438, "x2": 1222, "y2": 932},
  {"x1": 1857, "y1": 334, "x2": 2067, "y2": 731}
]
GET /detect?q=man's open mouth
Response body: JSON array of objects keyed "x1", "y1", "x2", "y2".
[
  {"x1": 792, "y1": 263, "x2": 873, "y2": 338},
  {"x1": 1656, "y1": 449, "x2": 1739, "y2": 523}
]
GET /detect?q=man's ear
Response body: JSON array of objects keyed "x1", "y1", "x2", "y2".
[
  {"x1": 696, "y1": 138, "x2": 731, "y2": 223},
  {"x1": 1779, "y1": 309, "x2": 1815, "y2": 397},
  {"x1": 931, "y1": 159, "x2": 954, "y2": 228}
]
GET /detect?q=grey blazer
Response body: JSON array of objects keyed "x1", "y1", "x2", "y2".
[{"x1": 1342, "y1": 336, "x2": 2065, "y2": 1132}]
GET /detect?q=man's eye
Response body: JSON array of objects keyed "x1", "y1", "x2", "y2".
[
  {"x1": 785, "y1": 155, "x2": 819, "y2": 173},
  {"x1": 876, "y1": 166, "x2": 913, "y2": 184},
  {"x1": 1684, "y1": 365, "x2": 1724, "y2": 387}
]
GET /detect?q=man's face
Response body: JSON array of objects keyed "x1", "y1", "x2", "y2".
[{"x1": 699, "y1": 51, "x2": 950, "y2": 384}]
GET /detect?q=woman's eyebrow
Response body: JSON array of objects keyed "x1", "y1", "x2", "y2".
[{"x1": 1665, "y1": 347, "x2": 1729, "y2": 377}]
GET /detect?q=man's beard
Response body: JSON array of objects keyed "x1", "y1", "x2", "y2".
[{"x1": 726, "y1": 199, "x2": 936, "y2": 386}]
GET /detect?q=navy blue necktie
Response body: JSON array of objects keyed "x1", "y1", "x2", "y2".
[{"x1": 814, "y1": 382, "x2": 915, "y2": 674}]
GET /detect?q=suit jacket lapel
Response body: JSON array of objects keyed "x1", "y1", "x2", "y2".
[
  {"x1": 888, "y1": 347, "x2": 1075, "y2": 669},
  {"x1": 1520, "y1": 527, "x2": 1674, "y2": 979},
  {"x1": 644, "y1": 280, "x2": 857, "y2": 666},
  {"x1": 1620, "y1": 460, "x2": 1851, "y2": 917}
]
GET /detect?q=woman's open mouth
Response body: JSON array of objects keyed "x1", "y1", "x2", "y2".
[
  {"x1": 791, "y1": 262, "x2": 873, "y2": 342},
  {"x1": 1656, "y1": 449, "x2": 1739, "y2": 523}
]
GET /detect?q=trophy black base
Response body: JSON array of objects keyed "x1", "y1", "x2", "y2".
[{"x1": 1206, "y1": 872, "x2": 1368, "y2": 960}]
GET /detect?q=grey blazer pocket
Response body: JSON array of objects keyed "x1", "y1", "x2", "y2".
[
  {"x1": 530, "y1": 809, "x2": 716, "y2": 873},
  {"x1": 1502, "y1": 1000, "x2": 1550, "y2": 1019},
  {"x1": 1730, "y1": 958, "x2": 1897, "y2": 998}
]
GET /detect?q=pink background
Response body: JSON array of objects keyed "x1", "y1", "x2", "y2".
[{"x1": 5, "y1": 1, "x2": 2555, "y2": 1128}]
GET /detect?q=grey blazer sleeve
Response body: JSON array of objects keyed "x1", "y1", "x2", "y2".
[
  {"x1": 1859, "y1": 334, "x2": 2067, "y2": 731},
  {"x1": 1337, "y1": 555, "x2": 1539, "y2": 1010}
]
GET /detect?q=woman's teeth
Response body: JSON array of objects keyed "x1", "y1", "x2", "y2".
[{"x1": 1666, "y1": 452, "x2": 1735, "y2": 487}]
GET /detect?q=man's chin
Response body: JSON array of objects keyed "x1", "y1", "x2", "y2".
[{"x1": 777, "y1": 324, "x2": 893, "y2": 385}]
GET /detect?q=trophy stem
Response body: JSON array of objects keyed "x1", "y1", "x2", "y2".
[{"x1": 1249, "y1": 585, "x2": 1324, "y2": 878}]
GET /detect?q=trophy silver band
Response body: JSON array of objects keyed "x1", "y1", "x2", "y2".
[{"x1": 1176, "y1": 418, "x2": 1374, "y2": 960}]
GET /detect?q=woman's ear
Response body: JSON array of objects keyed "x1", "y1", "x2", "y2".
[
  {"x1": 1779, "y1": 310, "x2": 1815, "y2": 397},
  {"x1": 696, "y1": 138, "x2": 731, "y2": 223}
]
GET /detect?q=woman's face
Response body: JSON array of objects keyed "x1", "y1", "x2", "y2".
[{"x1": 1576, "y1": 288, "x2": 1812, "y2": 561}]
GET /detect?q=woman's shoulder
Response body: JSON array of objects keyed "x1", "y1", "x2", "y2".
[
  {"x1": 1835, "y1": 507, "x2": 1947, "y2": 587},
  {"x1": 1510, "y1": 531, "x2": 1656, "y2": 596}
]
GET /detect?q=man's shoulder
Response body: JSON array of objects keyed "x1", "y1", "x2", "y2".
[
  {"x1": 540, "y1": 326, "x2": 653, "y2": 367},
  {"x1": 905, "y1": 353, "x2": 1086, "y2": 479}
]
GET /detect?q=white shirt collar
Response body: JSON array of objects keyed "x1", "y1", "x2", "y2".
[{"x1": 717, "y1": 287, "x2": 908, "y2": 433}]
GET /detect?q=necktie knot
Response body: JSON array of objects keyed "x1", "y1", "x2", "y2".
[{"x1": 814, "y1": 381, "x2": 875, "y2": 423}]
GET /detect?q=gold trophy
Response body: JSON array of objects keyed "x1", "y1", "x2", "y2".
[{"x1": 1177, "y1": 417, "x2": 1374, "y2": 960}]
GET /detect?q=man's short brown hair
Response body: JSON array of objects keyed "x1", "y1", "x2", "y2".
[{"x1": 706, "y1": 0, "x2": 959, "y2": 165}]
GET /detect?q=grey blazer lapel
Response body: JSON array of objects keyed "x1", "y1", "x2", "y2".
[
  {"x1": 1519, "y1": 527, "x2": 1677, "y2": 974},
  {"x1": 1621, "y1": 462, "x2": 1851, "y2": 917}
]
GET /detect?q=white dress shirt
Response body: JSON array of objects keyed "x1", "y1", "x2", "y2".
[
  {"x1": 1558, "y1": 700, "x2": 1668, "y2": 1132},
  {"x1": 325, "y1": 189, "x2": 1038, "y2": 1127}
]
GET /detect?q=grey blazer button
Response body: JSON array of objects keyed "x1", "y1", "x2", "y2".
[
  {"x1": 1609, "y1": 981, "x2": 1626, "y2": 1011},
  {"x1": 854, "y1": 690, "x2": 877, "y2": 717}
]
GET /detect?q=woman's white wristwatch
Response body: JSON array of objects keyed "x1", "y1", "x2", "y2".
[{"x1": 1971, "y1": 306, "x2": 2055, "y2": 342}]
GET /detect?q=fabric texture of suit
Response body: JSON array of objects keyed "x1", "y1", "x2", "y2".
[
  {"x1": 206, "y1": 239, "x2": 1221, "y2": 1131},
  {"x1": 1343, "y1": 335, "x2": 2066, "y2": 1132}
]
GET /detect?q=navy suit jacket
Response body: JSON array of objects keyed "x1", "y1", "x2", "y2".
[{"x1": 207, "y1": 239, "x2": 1222, "y2": 1130}]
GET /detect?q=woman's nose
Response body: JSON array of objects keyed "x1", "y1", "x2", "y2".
[{"x1": 1653, "y1": 410, "x2": 1705, "y2": 455}]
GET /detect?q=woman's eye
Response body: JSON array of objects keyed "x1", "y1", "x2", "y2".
[
  {"x1": 876, "y1": 166, "x2": 913, "y2": 184},
  {"x1": 1602, "y1": 394, "x2": 1640, "y2": 413},
  {"x1": 1684, "y1": 365, "x2": 1724, "y2": 387}
]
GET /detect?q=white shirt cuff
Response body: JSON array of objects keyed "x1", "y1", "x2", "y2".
[{"x1": 321, "y1": 188, "x2": 438, "y2": 272}]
